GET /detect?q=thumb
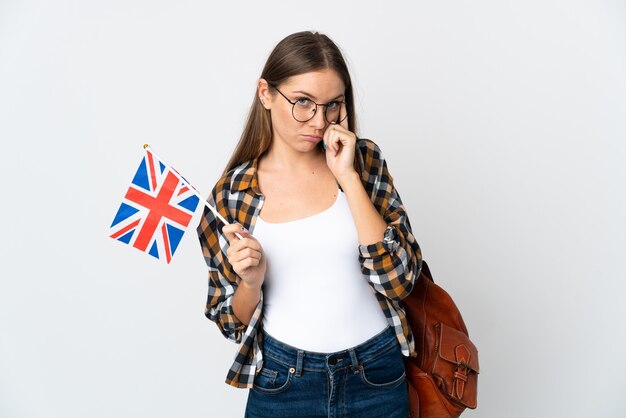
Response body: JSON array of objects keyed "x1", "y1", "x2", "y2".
[{"x1": 222, "y1": 223, "x2": 248, "y2": 244}]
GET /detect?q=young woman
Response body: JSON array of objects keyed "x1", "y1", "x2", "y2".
[{"x1": 197, "y1": 31, "x2": 422, "y2": 418}]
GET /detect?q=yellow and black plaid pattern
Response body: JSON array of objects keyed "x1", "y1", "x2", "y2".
[{"x1": 197, "y1": 138, "x2": 422, "y2": 388}]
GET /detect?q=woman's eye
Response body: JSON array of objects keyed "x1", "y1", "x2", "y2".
[
  {"x1": 296, "y1": 98, "x2": 310, "y2": 106},
  {"x1": 326, "y1": 101, "x2": 340, "y2": 109}
]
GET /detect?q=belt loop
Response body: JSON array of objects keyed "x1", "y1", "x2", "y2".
[
  {"x1": 295, "y1": 350, "x2": 304, "y2": 377},
  {"x1": 349, "y1": 348, "x2": 359, "y2": 371}
]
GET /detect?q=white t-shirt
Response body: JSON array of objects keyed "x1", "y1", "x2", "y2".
[{"x1": 252, "y1": 189, "x2": 389, "y2": 352}]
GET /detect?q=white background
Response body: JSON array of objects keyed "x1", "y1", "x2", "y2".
[{"x1": 1, "y1": 1, "x2": 625, "y2": 417}]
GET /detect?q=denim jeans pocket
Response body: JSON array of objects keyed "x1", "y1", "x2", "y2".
[
  {"x1": 252, "y1": 355, "x2": 294, "y2": 395},
  {"x1": 359, "y1": 341, "x2": 406, "y2": 389}
]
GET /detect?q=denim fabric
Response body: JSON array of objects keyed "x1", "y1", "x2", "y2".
[{"x1": 245, "y1": 326, "x2": 408, "y2": 418}]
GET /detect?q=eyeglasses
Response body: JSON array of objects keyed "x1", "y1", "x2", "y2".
[{"x1": 270, "y1": 84, "x2": 348, "y2": 124}]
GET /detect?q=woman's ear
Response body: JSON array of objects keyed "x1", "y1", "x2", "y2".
[{"x1": 258, "y1": 78, "x2": 272, "y2": 110}]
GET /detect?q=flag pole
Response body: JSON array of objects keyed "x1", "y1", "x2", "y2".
[{"x1": 143, "y1": 144, "x2": 243, "y2": 238}]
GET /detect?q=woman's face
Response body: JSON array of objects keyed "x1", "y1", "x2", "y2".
[{"x1": 261, "y1": 69, "x2": 346, "y2": 155}]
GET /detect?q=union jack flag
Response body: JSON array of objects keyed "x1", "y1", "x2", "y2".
[{"x1": 109, "y1": 147, "x2": 200, "y2": 263}]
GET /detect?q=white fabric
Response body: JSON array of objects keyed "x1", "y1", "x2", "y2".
[{"x1": 253, "y1": 189, "x2": 388, "y2": 352}]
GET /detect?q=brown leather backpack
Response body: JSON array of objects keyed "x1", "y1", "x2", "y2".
[{"x1": 403, "y1": 261, "x2": 479, "y2": 417}]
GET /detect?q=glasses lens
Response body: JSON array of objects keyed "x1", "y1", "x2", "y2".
[
  {"x1": 325, "y1": 102, "x2": 347, "y2": 124},
  {"x1": 291, "y1": 100, "x2": 348, "y2": 124},
  {"x1": 292, "y1": 100, "x2": 316, "y2": 122}
]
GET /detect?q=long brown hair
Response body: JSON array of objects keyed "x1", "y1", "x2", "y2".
[{"x1": 222, "y1": 31, "x2": 358, "y2": 175}]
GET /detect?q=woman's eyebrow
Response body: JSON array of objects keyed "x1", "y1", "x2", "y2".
[{"x1": 292, "y1": 90, "x2": 345, "y2": 101}]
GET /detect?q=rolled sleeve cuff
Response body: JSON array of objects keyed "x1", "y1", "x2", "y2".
[
  {"x1": 215, "y1": 297, "x2": 247, "y2": 342},
  {"x1": 358, "y1": 226, "x2": 399, "y2": 258},
  {"x1": 221, "y1": 315, "x2": 246, "y2": 333},
  {"x1": 222, "y1": 319, "x2": 246, "y2": 343}
]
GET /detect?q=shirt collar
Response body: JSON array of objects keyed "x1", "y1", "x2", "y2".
[{"x1": 230, "y1": 157, "x2": 262, "y2": 195}]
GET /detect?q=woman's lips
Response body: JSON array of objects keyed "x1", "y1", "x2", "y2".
[{"x1": 302, "y1": 135, "x2": 322, "y2": 143}]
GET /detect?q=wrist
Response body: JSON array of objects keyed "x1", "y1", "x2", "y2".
[
  {"x1": 336, "y1": 170, "x2": 360, "y2": 189},
  {"x1": 240, "y1": 279, "x2": 263, "y2": 293}
]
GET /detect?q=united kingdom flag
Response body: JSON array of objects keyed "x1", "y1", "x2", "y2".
[{"x1": 109, "y1": 147, "x2": 200, "y2": 263}]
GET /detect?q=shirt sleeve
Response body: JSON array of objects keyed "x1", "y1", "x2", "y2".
[
  {"x1": 356, "y1": 139, "x2": 423, "y2": 301},
  {"x1": 196, "y1": 176, "x2": 247, "y2": 343}
]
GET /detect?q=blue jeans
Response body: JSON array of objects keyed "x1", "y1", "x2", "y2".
[{"x1": 245, "y1": 326, "x2": 408, "y2": 418}]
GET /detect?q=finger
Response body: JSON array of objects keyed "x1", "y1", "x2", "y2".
[
  {"x1": 232, "y1": 235, "x2": 262, "y2": 251},
  {"x1": 228, "y1": 231, "x2": 262, "y2": 253},
  {"x1": 233, "y1": 257, "x2": 260, "y2": 275},
  {"x1": 229, "y1": 247, "x2": 263, "y2": 264},
  {"x1": 241, "y1": 257, "x2": 260, "y2": 269},
  {"x1": 332, "y1": 124, "x2": 356, "y2": 153},
  {"x1": 331, "y1": 129, "x2": 341, "y2": 155},
  {"x1": 227, "y1": 235, "x2": 262, "y2": 261},
  {"x1": 232, "y1": 262, "x2": 248, "y2": 277},
  {"x1": 322, "y1": 122, "x2": 334, "y2": 150},
  {"x1": 323, "y1": 123, "x2": 340, "y2": 155}
]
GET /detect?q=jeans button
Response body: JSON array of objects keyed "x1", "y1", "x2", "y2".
[{"x1": 329, "y1": 357, "x2": 343, "y2": 366}]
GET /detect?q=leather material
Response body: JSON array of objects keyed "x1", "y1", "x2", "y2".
[
  {"x1": 403, "y1": 261, "x2": 479, "y2": 417},
  {"x1": 454, "y1": 344, "x2": 471, "y2": 399}
]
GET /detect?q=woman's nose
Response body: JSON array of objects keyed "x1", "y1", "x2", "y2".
[{"x1": 308, "y1": 107, "x2": 327, "y2": 128}]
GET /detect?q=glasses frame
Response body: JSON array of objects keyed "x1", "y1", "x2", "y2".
[{"x1": 269, "y1": 84, "x2": 348, "y2": 125}]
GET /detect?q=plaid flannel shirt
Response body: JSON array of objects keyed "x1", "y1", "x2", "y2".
[{"x1": 197, "y1": 138, "x2": 423, "y2": 388}]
